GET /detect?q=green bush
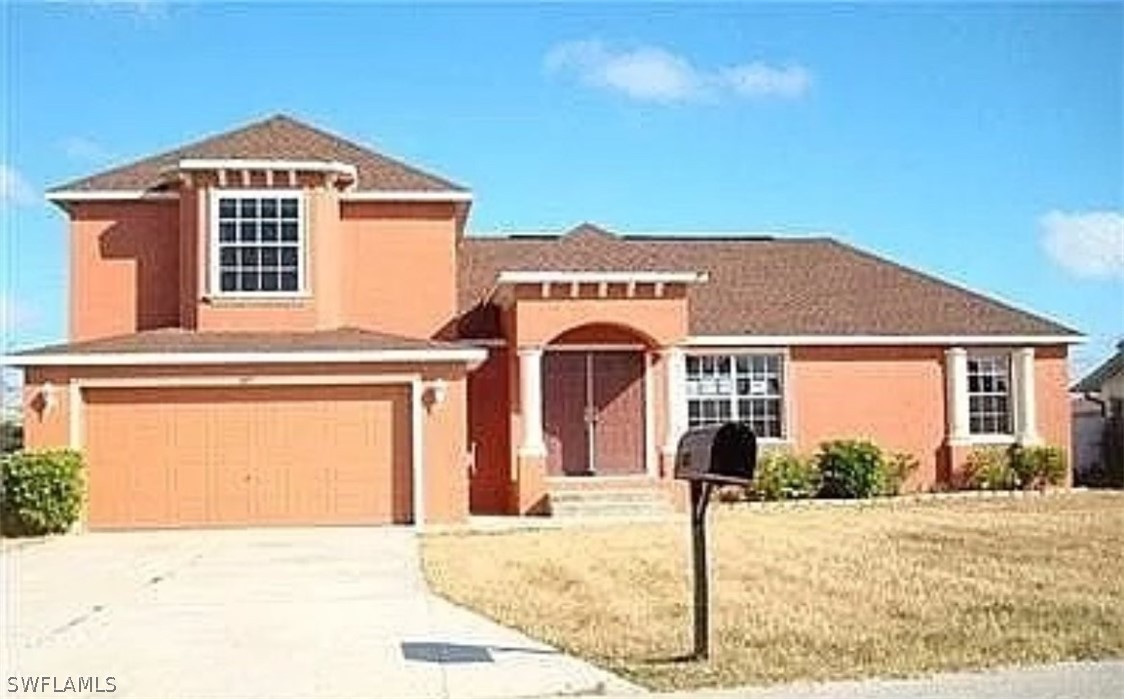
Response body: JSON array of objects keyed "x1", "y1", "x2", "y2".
[
  {"x1": 882, "y1": 452, "x2": 920, "y2": 495},
  {"x1": 1011, "y1": 445, "x2": 1067, "y2": 489},
  {"x1": 1, "y1": 450, "x2": 86, "y2": 537},
  {"x1": 752, "y1": 451, "x2": 819, "y2": 501},
  {"x1": 1, "y1": 420, "x2": 23, "y2": 454},
  {"x1": 815, "y1": 439, "x2": 886, "y2": 499},
  {"x1": 963, "y1": 444, "x2": 1068, "y2": 491},
  {"x1": 963, "y1": 446, "x2": 1017, "y2": 490}
]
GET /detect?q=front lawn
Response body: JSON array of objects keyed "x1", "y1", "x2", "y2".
[{"x1": 422, "y1": 493, "x2": 1124, "y2": 691}]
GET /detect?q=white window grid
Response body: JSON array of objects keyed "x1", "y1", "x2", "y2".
[
  {"x1": 967, "y1": 354, "x2": 1012, "y2": 435},
  {"x1": 685, "y1": 353, "x2": 785, "y2": 438},
  {"x1": 210, "y1": 190, "x2": 305, "y2": 296}
]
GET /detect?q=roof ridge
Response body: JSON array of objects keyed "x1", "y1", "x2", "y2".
[
  {"x1": 824, "y1": 239, "x2": 1081, "y2": 336},
  {"x1": 50, "y1": 112, "x2": 467, "y2": 193}
]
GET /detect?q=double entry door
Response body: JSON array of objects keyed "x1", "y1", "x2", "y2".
[{"x1": 543, "y1": 351, "x2": 646, "y2": 477}]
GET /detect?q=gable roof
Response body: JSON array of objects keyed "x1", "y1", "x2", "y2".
[
  {"x1": 50, "y1": 114, "x2": 465, "y2": 194},
  {"x1": 1074, "y1": 343, "x2": 1124, "y2": 393},
  {"x1": 457, "y1": 224, "x2": 1080, "y2": 339}
]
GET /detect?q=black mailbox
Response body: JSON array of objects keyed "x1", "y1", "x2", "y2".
[{"x1": 675, "y1": 422, "x2": 757, "y2": 485}]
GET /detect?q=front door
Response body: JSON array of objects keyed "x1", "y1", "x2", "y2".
[{"x1": 544, "y1": 351, "x2": 645, "y2": 476}]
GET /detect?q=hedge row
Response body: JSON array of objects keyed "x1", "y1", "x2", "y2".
[{"x1": 723, "y1": 439, "x2": 1067, "y2": 503}]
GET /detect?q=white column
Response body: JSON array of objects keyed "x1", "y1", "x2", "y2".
[
  {"x1": 518, "y1": 347, "x2": 547, "y2": 457},
  {"x1": 661, "y1": 346, "x2": 687, "y2": 454},
  {"x1": 1013, "y1": 347, "x2": 1039, "y2": 444},
  {"x1": 945, "y1": 347, "x2": 970, "y2": 443}
]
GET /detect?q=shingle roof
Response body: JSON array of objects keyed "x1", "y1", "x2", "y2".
[
  {"x1": 1073, "y1": 344, "x2": 1124, "y2": 393},
  {"x1": 457, "y1": 224, "x2": 1080, "y2": 338},
  {"x1": 51, "y1": 114, "x2": 465, "y2": 193},
  {"x1": 15, "y1": 327, "x2": 465, "y2": 356}
]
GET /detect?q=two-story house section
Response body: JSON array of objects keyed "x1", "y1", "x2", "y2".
[{"x1": 9, "y1": 115, "x2": 1082, "y2": 529}]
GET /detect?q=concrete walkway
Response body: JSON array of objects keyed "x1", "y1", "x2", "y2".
[
  {"x1": 633, "y1": 660, "x2": 1124, "y2": 699},
  {"x1": 1, "y1": 528, "x2": 640, "y2": 699}
]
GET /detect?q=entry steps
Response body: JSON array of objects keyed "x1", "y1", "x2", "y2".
[{"x1": 548, "y1": 485, "x2": 676, "y2": 519}]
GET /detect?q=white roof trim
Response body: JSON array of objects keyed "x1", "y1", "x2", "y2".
[
  {"x1": 497, "y1": 270, "x2": 709, "y2": 284},
  {"x1": 173, "y1": 158, "x2": 358, "y2": 178},
  {"x1": 4, "y1": 348, "x2": 489, "y2": 368},
  {"x1": 685, "y1": 334, "x2": 1085, "y2": 347},
  {"x1": 340, "y1": 190, "x2": 473, "y2": 203},
  {"x1": 46, "y1": 190, "x2": 180, "y2": 202}
]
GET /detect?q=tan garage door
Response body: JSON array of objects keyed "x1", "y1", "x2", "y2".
[{"x1": 83, "y1": 385, "x2": 412, "y2": 529}]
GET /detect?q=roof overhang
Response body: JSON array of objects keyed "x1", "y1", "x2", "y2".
[
  {"x1": 4, "y1": 347, "x2": 489, "y2": 370},
  {"x1": 685, "y1": 334, "x2": 1086, "y2": 347},
  {"x1": 46, "y1": 190, "x2": 180, "y2": 203},
  {"x1": 496, "y1": 270, "x2": 709, "y2": 285},
  {"x1": 46, "y1": 188, "x2": 473, "y2": 204},
  {"x1": 171, "y1": 158, "x2": 359, "y2": 179}
]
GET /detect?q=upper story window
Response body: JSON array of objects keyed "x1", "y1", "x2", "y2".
[
  {"x1": 967, "y1": 354, "x2": 1012, "y2": 435},
  {"x1": 211, "y1": 190, "x2": 305, "y2": 296},
  {"x1": 685, "y1": 353, "x2": 785, "y2": 439}
]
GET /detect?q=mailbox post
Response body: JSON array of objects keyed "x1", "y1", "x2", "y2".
[{"x1": 675, "y1": 422, "x2": 757, "y2": 660}]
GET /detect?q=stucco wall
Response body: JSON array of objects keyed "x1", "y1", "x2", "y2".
[
  {"x1": 340, "y1": 202, "x2": 459, "y2": 339},
  {"x1": 65, "y1": 193, "x2": 461, "y2": 340},
  {"x1": 69, "y1": 201, "x2": 181, "y2": 341},
  {"x1": 788, "y1": 346, "x2": 948, "y2": 489}
]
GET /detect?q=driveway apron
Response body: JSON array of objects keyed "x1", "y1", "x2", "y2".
[{"x1": 1, "y1": 528, "x2": 640, "y2": 699}]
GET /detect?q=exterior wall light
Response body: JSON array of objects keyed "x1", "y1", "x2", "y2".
[
  {"x1": 427, "y1": 379, "x2": 448, "y2": 407},
  {"x1": 40, "y1": 381, "x2": 59, "y2": 413}
]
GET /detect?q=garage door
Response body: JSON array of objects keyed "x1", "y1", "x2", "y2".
[{"x1": 83, "y1": 384, "x2": 412, "y2": 529}]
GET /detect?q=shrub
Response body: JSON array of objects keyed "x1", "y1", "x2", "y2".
[
  {"x1": 0, "y1": 420, "x2": 22, "y2": 454},
  {"x1": 815, "y1": 439, "x2": 886, "y2": 499},
  {"x1": 882, "y1": 452, "x2": 920, "y2": 495},
  {"x1": 1011, "y1": 445, "x2": 1067, "y2": 489},
  {"x1": 752, "y1": 451, "x2": 819, "y2": 501},
  {"x1": 963, "y1": 446, "x2": 1017, "y2": 490},
  {"x1": 1, "y1": 450, "x2": 85, "y2": 537},
  {"x1": 963, "y1": 444, "x2": 1068, "y2": 491}
]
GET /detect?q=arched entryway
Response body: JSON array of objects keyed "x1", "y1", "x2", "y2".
[{"x1": 543, "y1": 324, "x2": 654, "y2": 477}]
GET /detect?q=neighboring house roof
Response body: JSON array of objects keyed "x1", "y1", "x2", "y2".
[
  {"x1": 1074, "y1": 344, "x2": 1124, "y2": 393},
  {"x1": 457, "y1": 223, "x2": 1080, "y2": 339},
  {"x1": 50, "y1": 114, "x2": 465, "y2": 194},
  {"x1": 10, "y1": 328, "x2": 485, "y2": 366}
]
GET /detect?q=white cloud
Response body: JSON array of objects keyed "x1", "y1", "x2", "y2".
[
  {"x1": 1040, "y1": 210, "x2": 1124, "y2": 279},
  {"x1": 59, "y1": 136, "x2": 112, "y2": 162},
  {"x1": 0, "y1": 164, "x2": 37, "y2": 208},
  {"x1": 545, "y1": 40, "x2": 812, "y2": 104}
]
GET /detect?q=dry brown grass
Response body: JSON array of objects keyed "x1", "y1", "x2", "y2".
[{"x1": 422, "y1": 493, "x2": 1124, "y2": 691}]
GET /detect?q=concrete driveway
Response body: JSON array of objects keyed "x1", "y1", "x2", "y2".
[{"x1": 1, "y1": 528, "x2": 639, "y2": 699}]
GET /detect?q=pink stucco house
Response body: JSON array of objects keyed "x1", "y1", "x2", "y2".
[{"x1": 8, "y1": 115, "x2": 1081, "y2": 529}]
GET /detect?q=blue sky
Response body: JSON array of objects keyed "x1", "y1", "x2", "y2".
[{"x1": 1, "y1": 2, "x2": 1121, "y2": 376}]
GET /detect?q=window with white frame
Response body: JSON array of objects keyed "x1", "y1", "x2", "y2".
[
  {"x1": 685, "y1": 354, "x2": 785, "y2": 438},
  {"x1": 967, "y1": 354, "x2": 1012, "y2": 435},
  {"x1": 212, "y1": 191, "x2": 304, "y2": 295}
]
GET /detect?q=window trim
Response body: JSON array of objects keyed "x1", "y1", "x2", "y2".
[
  {"x1": 207, "y1": 188, "x2": 308, "y2": 299},
  {"x1": 966, "y1": 351, "x2": 1015, "y2": 439},
  {"x1": 683, "y1": 348, "x2": 791, "y2": 443}
]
